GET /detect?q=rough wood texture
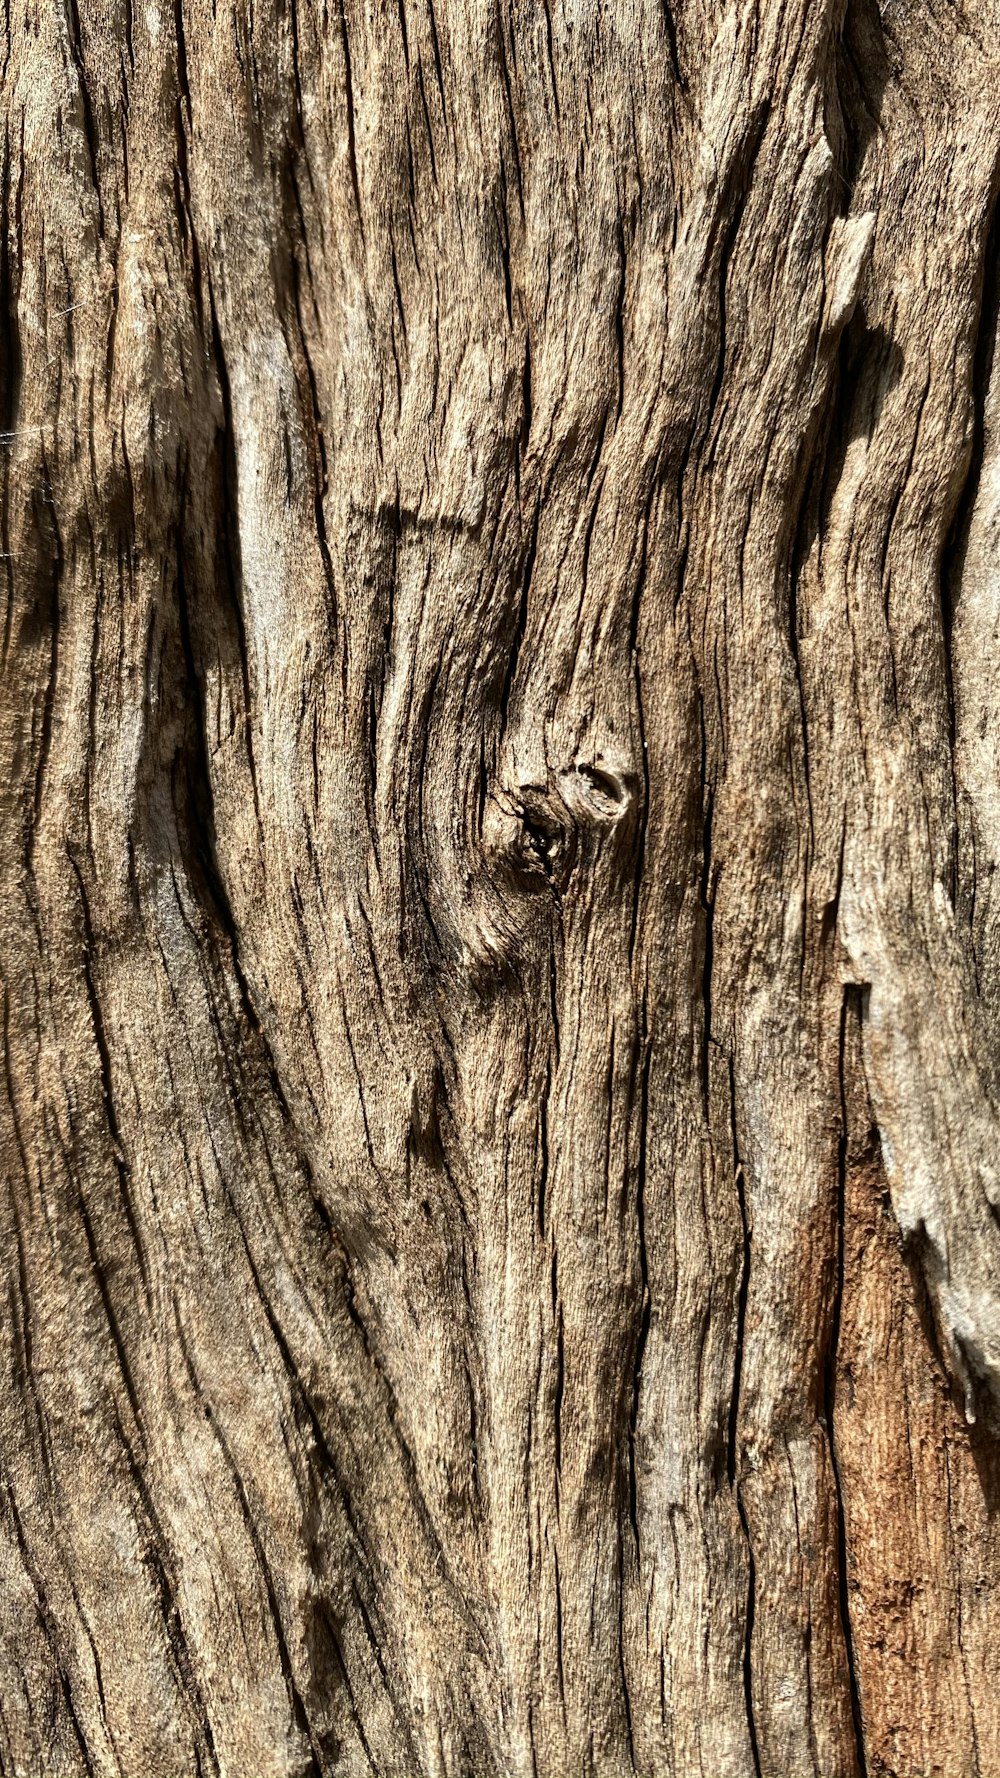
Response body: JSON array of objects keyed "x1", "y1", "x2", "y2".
[{"x1": 3, "y1": 0, "x2": 1000, "y2": 1769}]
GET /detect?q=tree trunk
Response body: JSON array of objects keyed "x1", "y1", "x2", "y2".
[{"x1": 3, "y1": 0, "x2": 1000, "y2": 1770}]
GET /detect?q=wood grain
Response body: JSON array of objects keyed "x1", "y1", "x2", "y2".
[{"x1": 2, "y1": 0, "x2": 1000, "y2": 1769}]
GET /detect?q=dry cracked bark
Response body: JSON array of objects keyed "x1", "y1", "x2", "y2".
[{"x1": 2, "y1": 0, "x2": 1000, "y2": 1770}]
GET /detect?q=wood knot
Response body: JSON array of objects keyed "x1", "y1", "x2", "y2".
[
  {"x1": 488, "y1": 752, "x2": 640, "y2": 894},
  {"x1": 558, "y1": 759, "x2": 636, "y2": 827},
  {"x1": 503, "y1": 784, "x2": 574, "y2": 889}
]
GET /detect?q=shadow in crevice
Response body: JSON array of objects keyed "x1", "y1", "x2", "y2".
[
  {"x1": 941, "y1": 181, "x2": 1000, "y2": 595},
  {"x1": 834, "y1": 320, "x2": 905, "y2": 452},
  {"x1": 939, "y1": 166, "x2": 1000, "y2": 930},
  {"x1": 0, "y1": 133, "x2": 22, "y2": 441},
  {"x1": 901, "y1": 1237, "x2": 1000, "y2": 1515},
  {"x1": 832, "y1": 0, "x2": 896, "y2": 202},
  {"x1": 788, "y1": 320, "x2": 904, "y2": 618},
  {"x1": 809, "y1": 0, "x2": 900, "y2": 482}
]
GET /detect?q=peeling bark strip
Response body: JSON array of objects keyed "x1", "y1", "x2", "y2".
[{"x1": 2, "y1": 0, "x2": 1000, "y2": 1769}]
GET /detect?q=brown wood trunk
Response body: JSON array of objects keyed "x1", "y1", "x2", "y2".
[{"x1": 3, "y1": 0, "x2": 1000, "y2": 1770}]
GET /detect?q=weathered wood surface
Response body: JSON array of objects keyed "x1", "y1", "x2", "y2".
[{"x1": 2, "y1": 0, "x2": 1000, "y2": 1769}]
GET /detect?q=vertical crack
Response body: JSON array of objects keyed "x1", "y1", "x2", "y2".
[
  {"x1": 68, "y1": 854, "x2": 154, "y2": 1306},
  {"x1": 698, "y1": 699, "x2": 716, "y2": 1118},
  {"x1": 940, "y1": 166, "x2": 1000, "y2": 914},
  {"x1": 829, "y1": 986, "x2": 867, "y2": 1778},
  {"x1": 627, "y1": 1025, "x2": 651, "y2": 1564},
  {"x1": 27, "y1": 456, "x2": 62, "y2": 870},
  {"x1": 0, "y1": 119, "x2": 23, "y2": 669},
  {"x1": 64, "y1": 0, "x2": 105, "y2": 236},
  {"x1": 726, "y1": 1057, "x2": 761, "y2": 1777}
]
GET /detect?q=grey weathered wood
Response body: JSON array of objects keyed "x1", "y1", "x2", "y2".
[{"x1": 2, "y1": 0, "x2": 1000, "y2": 1770}]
